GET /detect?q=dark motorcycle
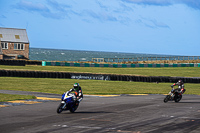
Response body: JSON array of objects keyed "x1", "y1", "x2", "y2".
[
  {"x1": 164, "y1": 88, "x2": 182, "y2": 103},
  {"x1": 57, "y1": 91, "x2": 79, "y2": 113}
]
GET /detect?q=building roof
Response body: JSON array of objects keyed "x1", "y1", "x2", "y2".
[{"x1": 0, "y1": 27, "x2": 29, "y2": 43}]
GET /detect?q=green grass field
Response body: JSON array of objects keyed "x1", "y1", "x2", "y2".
[{"x1": 0, "y1": 65, "x2": 200, "y2": 102}]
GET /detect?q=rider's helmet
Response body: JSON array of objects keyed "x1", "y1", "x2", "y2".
[
  {"x1": 178, "y1": 80, "x2": 183, "y2": 86},
  {"x1": 73, "y1": 83, "x2": 79, "y2": 91}
]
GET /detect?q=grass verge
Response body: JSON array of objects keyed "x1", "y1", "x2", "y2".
[
  {"x1": 0, "y1": 77, "x2": 199, "y2": 102},
  {"x1": 0, "y1": 93, "x2": 36, "y2": 102}
]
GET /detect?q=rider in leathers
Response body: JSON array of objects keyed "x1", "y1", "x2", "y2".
[
  {"x1": 171, "y1": 80, "x2": 186, "y2": 94},
  {"x1": 68, "y1": 83, "x2": 83, "y2": 105}
]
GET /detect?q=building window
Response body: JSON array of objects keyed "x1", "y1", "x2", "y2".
[
  {"x1": 15, "y1": 35, "x2": 20, "y2": 39},
  {"x1": 14, "y1": 43, "x2": 24, "y2": 50},
  {"x1": 1, "y1": 42, "x2": 8, "y2": 49}
]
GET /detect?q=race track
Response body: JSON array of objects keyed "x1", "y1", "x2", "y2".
[{"x1": 0, "y1": 90, "x2": 200, "y2": 133}]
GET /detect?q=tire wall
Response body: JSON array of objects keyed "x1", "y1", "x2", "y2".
[
  {"x1": 0, "y1": 70, "x2": 199, "y2": 83},
  {"x1": 0, "y1": 60, "x2": 42, "y2": 66}
]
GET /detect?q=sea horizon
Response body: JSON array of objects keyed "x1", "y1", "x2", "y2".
[{"x1": 29, "y1": 47, "x2": 179, "y2": 62}]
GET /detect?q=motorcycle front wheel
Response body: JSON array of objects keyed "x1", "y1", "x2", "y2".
[
  {"x1": 164, "y1": 95, "x2": 170, "y2": 103},
  {"x1": 57, "y1": 103, "x2": 64, "y2": 114}
]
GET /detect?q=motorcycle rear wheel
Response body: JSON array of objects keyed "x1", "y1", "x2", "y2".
[
  {"x1": 70, "y1": 104, "x2": 79, "y2": 113},
  {"x1": 174, "y1": 95, "x2": 182, "y2": 103}
]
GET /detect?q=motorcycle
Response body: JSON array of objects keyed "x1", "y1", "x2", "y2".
[
  {"x1": 164, "y1": 88, "x2": 182, "y2": 103},
  {"x1": 57, "y1": 91, "x2": 79, "y2": 113}
]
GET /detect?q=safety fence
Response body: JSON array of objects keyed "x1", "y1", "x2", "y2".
[
  {"x1": 42, "y1": 61, "x2": 200, "y2": 67},
  {"x1": 0, "y1": 60, "x2": 199, "y2": 67},
  {"x1": 0, "y1": 70, "x2": 200, "y2": 83},
  {"x1": 92, "y1": 56, "x2": 200, "y2": 63}
]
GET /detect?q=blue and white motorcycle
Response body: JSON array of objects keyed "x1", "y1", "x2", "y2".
[{"x1": 57, "y1": 91, "x2": 79, "y2": 113}]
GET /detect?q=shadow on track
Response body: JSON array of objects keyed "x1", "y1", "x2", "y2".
[
  {"x1": 178, "y1": 102, "x2": 200, "y2": 103},
  {"x1": 72, "y1": 111, "x2": 113, "y2": 114}
]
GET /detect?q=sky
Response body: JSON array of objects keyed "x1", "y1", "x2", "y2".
[{"x1": 0, "y1": 0, "x2": 200, "y2": 56}]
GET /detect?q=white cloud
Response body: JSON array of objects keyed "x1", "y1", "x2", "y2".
[
  {"x1": 17, "y1": 0, "x2": 49, "y2": 12},
  {"x1": 121, "y1": 0, "x2": 200, "y2": 9}
]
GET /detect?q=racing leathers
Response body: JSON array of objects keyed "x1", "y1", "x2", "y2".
[
  {"x1": 171, "y1": 81, "x2": 186, "y2": 94},
  {"x1": 68, "y1": 87, "x2": 83, "y2": 103}
]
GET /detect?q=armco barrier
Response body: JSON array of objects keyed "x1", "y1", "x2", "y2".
[
  {"x1": 0, "y1": 70, "x2": 200, "y2": 83},
  {"x1": 42, "y1": 61, "x2": 200, "y2": 68}
]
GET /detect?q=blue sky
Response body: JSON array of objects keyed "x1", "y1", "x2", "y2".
[{"x1": 0, "y1": 0, "x2": 200, "y2": 56}]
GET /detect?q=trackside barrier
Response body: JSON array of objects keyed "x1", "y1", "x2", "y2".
[
  {"x1": 42, "y1": 61, "x2": 200, "y2": 67},
  {"x1": 0, "y1": 60, "x2": 26, "y2": 66},
  {"x1": 0, "y1": 60, "x2": 42, "y2": 66},
  {"x1": 0, "y1": 70, "x2": 200, "y2": 83}
]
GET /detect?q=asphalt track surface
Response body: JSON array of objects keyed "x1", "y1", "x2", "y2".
[{"x1": 0, "y1": 90, "x2": 200, "y2": 133}]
